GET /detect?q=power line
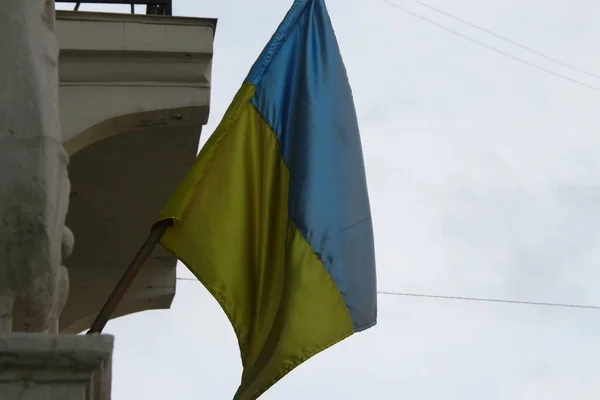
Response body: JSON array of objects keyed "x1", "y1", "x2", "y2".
[
  {"x1": 377, "y1": 291, "x2": 600, "y2": 310},
  {"x1": 176, "y1": 277, "x2": 600, "y2": 310},
  {"x1": 377, "y1": 0, "x2": 600, "y2": 93},
  {"x1": 406, "y1": 0, "x2": 600, "y2": 81}
]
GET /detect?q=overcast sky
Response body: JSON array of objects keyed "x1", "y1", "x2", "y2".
[{"x1": 58, "y1": 1, "x2": 600, "y2": 399}]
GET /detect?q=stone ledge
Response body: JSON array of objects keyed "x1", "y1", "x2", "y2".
[
  {"x1": 55, "y1": 10, "x2": 214, "y2": 149},
  {"x1": 56, "y1": 11, "x2": 216, "y2": 54},
  {"x1": 0, "y1": 334, "x2": 113, "y2": 400}
]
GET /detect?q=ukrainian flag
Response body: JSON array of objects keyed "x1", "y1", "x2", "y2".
[{"x1": 158, "y1": 0, "x2": 377, "y2": 398}]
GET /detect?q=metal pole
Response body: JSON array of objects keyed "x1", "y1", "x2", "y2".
[{"x1": 86, "y1": 218, "x2": 173, "y2": 334}]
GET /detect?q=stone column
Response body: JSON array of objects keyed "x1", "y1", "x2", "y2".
[
  {"x1": 0, "y1": 0, "x2": 69, "y2": 334},
  {"x1": 0, "y1": 1, "x2": 113, "y2": 398}
]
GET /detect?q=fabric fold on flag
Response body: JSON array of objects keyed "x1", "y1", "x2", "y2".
[{"x1": 157, "y1": 1, "x2": 377, "y2": 398}]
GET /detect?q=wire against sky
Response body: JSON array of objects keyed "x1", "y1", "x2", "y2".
[
  {"x1": 175, "y1": 278, "x2": 600, "y2": 310},
  {"x1": 377, "y1": 291, "x2": 600, "y2": 310},
  {"x1": 378, "y1": 0, "x2": 600, "y2": 93},
  {"x1": 406, "y1": 0, "x2": 600, "y2": 81}
]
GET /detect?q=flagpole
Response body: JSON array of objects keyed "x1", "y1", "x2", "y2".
[{"x1": 86, "y1": 218, "x2": 173, "y2": 335}]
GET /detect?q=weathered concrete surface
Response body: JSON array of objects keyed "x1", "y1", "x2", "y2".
[
  {"x1": 0, "y1": 0, "x2": 71, "y2": 333},
  {"x1": 0, "y1": 334, "x2": 113, "y2": 400}
]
